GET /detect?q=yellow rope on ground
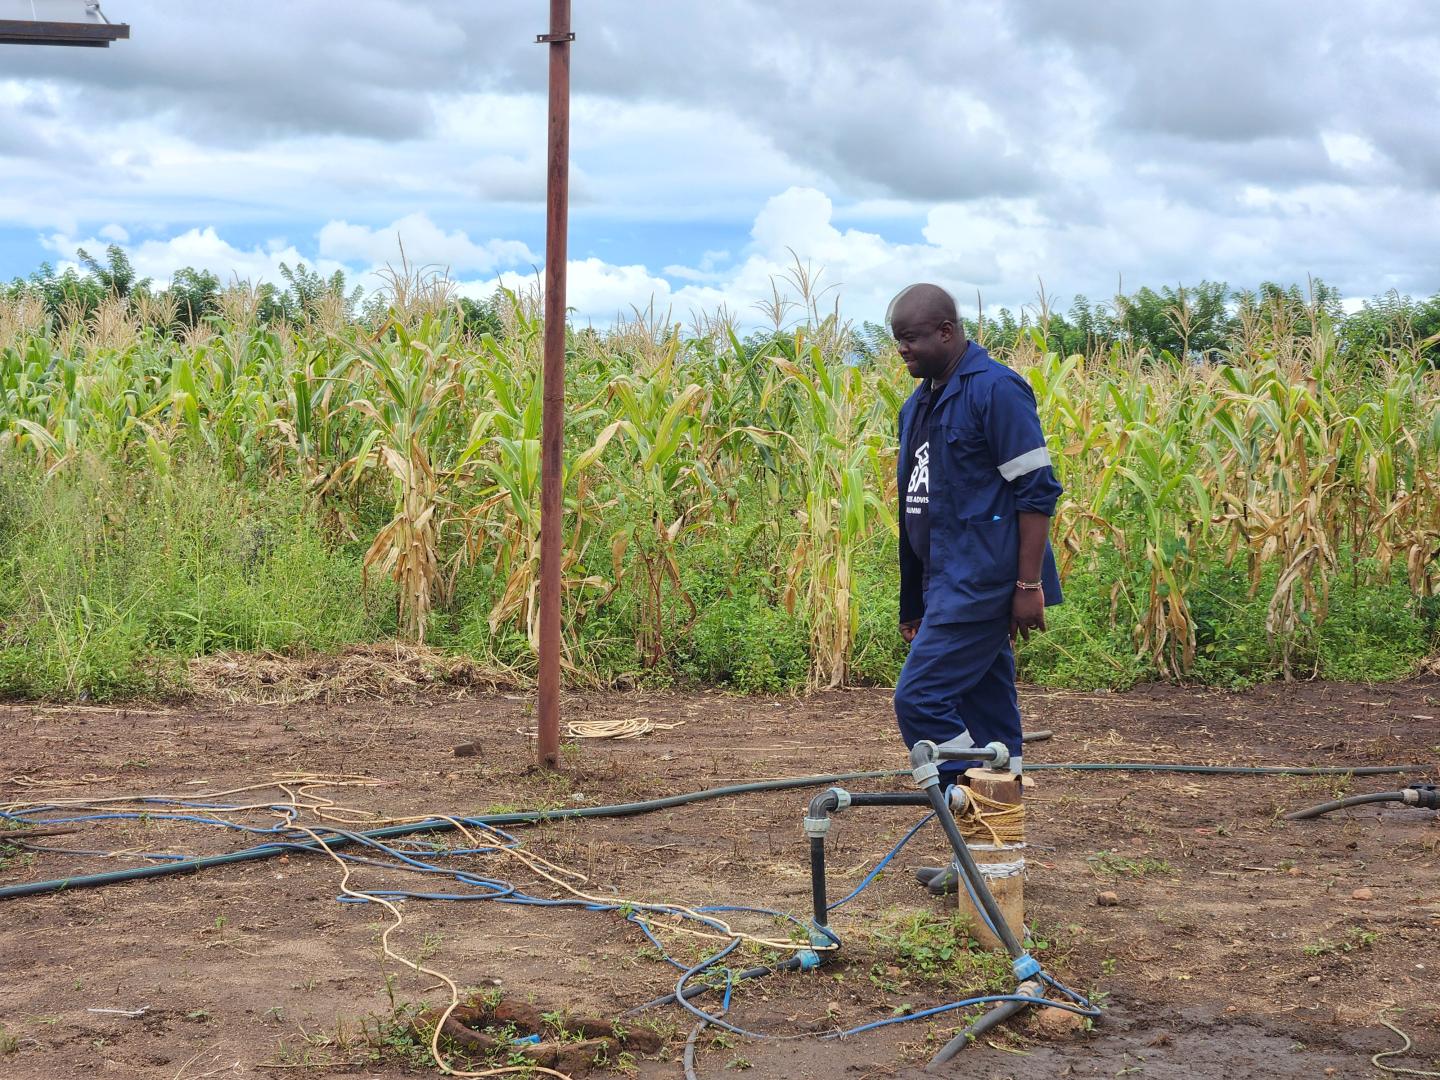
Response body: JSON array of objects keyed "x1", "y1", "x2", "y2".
[
  {"x1": 1373, "y1": 1014, "x2": 1440, "y2": 1078},
  {"x1": 951, "y1": 787, "x2": 1026, "y2": 847},
  {"x1": 7, "y1": 773, "x2": 117, "y2": 789},
  {"x1": 0, "y1": 773, "x2": 392, "y2": 821},
  {"x1": 566, "y1": 717, "x2": 685, "y2": 740},
  {"x1": 290, "y1": 820, "x2": 573, "y2": 1080},
  {"x1": 11, "y1": 773, "x2": 831, "y2": 1076},
  {"x1": 515, "y1": 718, "x2": 687, "y2": 740}
]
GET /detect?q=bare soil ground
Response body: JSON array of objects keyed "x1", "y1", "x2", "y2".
[{"x1": 2, "y1": 677, "x2": 1438, "y2": 1080}]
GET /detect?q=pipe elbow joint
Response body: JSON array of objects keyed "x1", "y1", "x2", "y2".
[
  {"x1": 911, "y1": 741, "x2": 942, "y2": 788},
  {"x1": 805, "y1": 788, "x2": 849, "y2": 837},
  {"x1": 910, "y1": 741, "x2": 939, "y2": 769},
  {"x1": 806, "y1": 787, "x2": 851, "y2": 820}
]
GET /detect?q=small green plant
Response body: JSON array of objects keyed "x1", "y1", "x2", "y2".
[
  {"x1": 635, "y1": 1015, "x2": 679, "y2": 1045},
  {"x1": 1087, "y1": 851, "x2": 1175, "y2": 877},
  {"x1": 0, "y1": 837, "x2": 21, "y2": 872},
  {"x1": 272, "y1": 1039, "x2": 342, "y2": 1070},
  {"x1": 1303, "y1": 927, "x2": 1380, "y2": 957},
  {"x1": 360, "y1": 1002, "x2": 434, "y2": 1069},
  {"x1": 540, "y1": 1009, "x2": 586, "y2": 1044},
  {"x1": 869, "y1": 912, "x2": 1011, "y2": 993},
  {"x1": 0, "y1": 1028, "x2": 19, "y2": 1054},
  {"x1": 479, "y1": 803, "x2": 523, "y2": 815}
]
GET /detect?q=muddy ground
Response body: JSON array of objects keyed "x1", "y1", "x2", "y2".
[{"x1": 2, "y1": 678, "x2": 1438, "y2": 1079}]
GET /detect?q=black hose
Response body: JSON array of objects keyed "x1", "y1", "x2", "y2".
[
  {"x1": 1285, "y1": 790, "x2": 1408, "y2": 820},
  {"x1": 0, "y1": 769, "x2": 909, "y2": 902},
  {"x1": 683, "y1": 1019, "x2": 706, "y2": 1080},
  {"x1": 809, "y1": 836, "x2": 828, "y2": 931},
  {"x1": 1, "y1": 762, "x2": 1420, "y2": 902},
  {"x1": 847, "y1": 792, "x2": 932, "y2": 807},
  {"x1": 927, "y1": 997, "x2": 1030, "y2": 1070},
  {"x1": 1027, "y1": 763, "x2": 1413, "y2": 776}
]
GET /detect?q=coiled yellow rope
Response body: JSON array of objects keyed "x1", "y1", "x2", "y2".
[
  {"x1": 1373, "y1": 1013, "x2": 1440, "y2": 1078},
  {"x1": 951, "y1": 787, "x2": 1026, "y2": 847},
  {"x1": 514, "y1": 718, "x2": 687, "y2": 740},
  {"x1": 565, "y1": 717, "x2": 685, "y2": 740}
]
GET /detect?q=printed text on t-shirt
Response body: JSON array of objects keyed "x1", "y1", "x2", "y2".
[{"x1": 906, "y1": 441, "x2": 929, "y2": 514}]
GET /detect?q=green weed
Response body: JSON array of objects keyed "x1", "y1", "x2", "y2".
[
  {"x1": 1088, "y1": 851, "x2": 1175, "y2": 877},
  {"x1": 1303, "y1": 927, "x2": 1380, "y2": 957},
  {"x1": 869, "y1": 912, "x2": 1012, "y2": 994}
]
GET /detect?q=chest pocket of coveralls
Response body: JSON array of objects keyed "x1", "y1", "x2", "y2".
[{"x1": 942, "y1": 421, "x2": 1017, "y2": 587}]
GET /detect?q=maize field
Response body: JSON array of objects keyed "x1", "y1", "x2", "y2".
[{"x1": 1, "y1": 276, "x2": 1438, "y2": 698}]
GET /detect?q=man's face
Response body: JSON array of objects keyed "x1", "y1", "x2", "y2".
[{"x1": 891, "y1": 315, "x2": 958, "y2": 380}]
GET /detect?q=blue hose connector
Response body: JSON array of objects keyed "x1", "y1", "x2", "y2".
[
  {"x1": 797, "y1": 949, "x2": 822, "y2": 970},
  {"x1": 1012, "y1": 954, "x2": 1041, "y2": 981}
]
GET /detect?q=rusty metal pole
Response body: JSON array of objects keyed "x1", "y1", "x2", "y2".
[{"x1": 536, "y1": 0, "x2": 572, "y2": 770}]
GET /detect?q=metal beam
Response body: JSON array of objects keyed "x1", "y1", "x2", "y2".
[
  {"x1": 0, "y1": 19, "x2": 129, "y2": 46},
  {"x1": 536, "y1": 0, "x2": 571, "y2": 770}
]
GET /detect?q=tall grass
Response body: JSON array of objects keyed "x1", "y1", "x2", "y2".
[
  {"x1": 0, "y1": 462, "x2": 391, "y2": 698},
  {"x1": 1, "y1": 274, "x2": 1437, "y2": 698}
]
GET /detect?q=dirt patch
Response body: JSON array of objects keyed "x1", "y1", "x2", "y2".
[
  {"x1": 187, "y1": 643, "x2": 513, "y2": 705},
  {"x1": 2, "y1": 679, "x2": 1438, "y2": 1079}
]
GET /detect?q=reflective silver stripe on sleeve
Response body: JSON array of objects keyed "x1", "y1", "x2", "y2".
[
  {"x1": 933, "y1": 732, "x2": 976, "y2": 754},
  {"x1": 998, "y1": 446, "x2": 1052, "y2": 481}
]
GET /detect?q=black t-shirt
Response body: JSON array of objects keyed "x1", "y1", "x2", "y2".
[{"x1": 904, "y1": 380, "x2": 938, "y2": 585}]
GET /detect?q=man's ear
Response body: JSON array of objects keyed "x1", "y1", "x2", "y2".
[{"x1": 939, "y1": 319, "x2": 956, "y2": 342}]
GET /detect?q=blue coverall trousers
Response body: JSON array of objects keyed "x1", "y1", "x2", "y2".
[{"x1": 893, "y1": 616, "x2": 1023, "y2": 787}]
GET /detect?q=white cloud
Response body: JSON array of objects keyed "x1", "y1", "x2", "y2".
[
  {"x1": 1321, "y1": 132, "x2": 1379, "y2": 171},
  {"x1": 3, "y1": 1, "x2": 1437, "y2": 315},
  {"x1": 317, "y1": 213, "x2": 535, "y2": 274},
  {"x1": 471, "y1": 177, "x2": 1440, "y2": 328},
  {"x1": 40, "y1": 227, "x2": 344, "y2": 287},
  {"x1": 38, "y1": 166, "x2": 1440, "y2": 333}
]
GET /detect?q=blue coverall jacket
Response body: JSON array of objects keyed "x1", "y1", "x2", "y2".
[{"x1": 897, "y1": 341, "x2": 1064, "y2": 625}]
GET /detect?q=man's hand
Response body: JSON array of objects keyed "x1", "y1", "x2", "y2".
[
  {"x1": 1010, "y1": 587, "x2": 1046, "y2": 642},
  {"x1": 900, "y1": 619, "x2": 921, "y2": 644}
]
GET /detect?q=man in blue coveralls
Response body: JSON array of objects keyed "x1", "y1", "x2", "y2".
[{"x1": 887, "y1": 283, "x2": 1063, "y2": 896}]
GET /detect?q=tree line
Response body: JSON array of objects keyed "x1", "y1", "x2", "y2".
[{"x1": 8, "y1": 244, "x2": 1438, "y2": 362}]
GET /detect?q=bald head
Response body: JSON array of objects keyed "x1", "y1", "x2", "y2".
[
  {"x1": 888, "y1": 283, "x2": 967, "y2": 380},
  {"x1": 886, "y1": 282, "x2": 958, "y2": 331}
]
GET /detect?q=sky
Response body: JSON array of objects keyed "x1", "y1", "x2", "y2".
[{"x1": 2, "y1": 0, "x2": 1438, "y2": 326}]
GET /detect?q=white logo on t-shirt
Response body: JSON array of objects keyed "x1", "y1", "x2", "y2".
[{"x1": 906, "y1": 442, "x2": 929, "y2": 514}]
